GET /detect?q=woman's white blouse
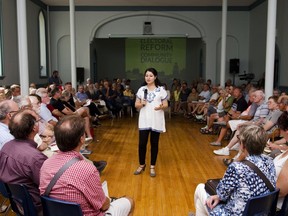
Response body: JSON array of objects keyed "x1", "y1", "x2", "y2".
[{"x1": 136, "y1": 86, "x2": 168, "y2": 133}]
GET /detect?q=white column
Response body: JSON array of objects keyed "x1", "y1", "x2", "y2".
[
  {"x1": 69, "y1": 0, "x2": 77, "y2": 88},
  {"x1": 264, "y1": 0, "x2": 277, "y2": 99},
  {"x1": 16, "y1": 0, "x2": 29, "y2": 96},
  {"x1": 47, "y1": 6, "x2": 52, "y2": 75},
  {"x1": 220, "y1": 0, "x2": 227, "y2": 87}
]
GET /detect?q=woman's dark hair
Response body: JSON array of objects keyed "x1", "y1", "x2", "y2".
[
  {"x1": 277, "y1": 111, "x2": 288, "y2": 131},
  {"x1": 238, "y1": 124, "x2": 267, "y2": 155},
  {"x1": 142, "y1": 68, "x2": 162, "y2": 87},
  {"x1": 54, "y1": 115, "x2": 85, "y2": 152}
]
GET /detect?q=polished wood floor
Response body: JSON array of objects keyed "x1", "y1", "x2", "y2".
[
  {"x1": 88, "y1": 113, "x2": 237, "y2": 216},
  {"x1": 1, "y1": 113, "x2": 238, "y2": 216}
]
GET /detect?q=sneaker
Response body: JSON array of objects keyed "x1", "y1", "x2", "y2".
[
  {"x1": 210, "y1": 141, "x2": 221, "y2": 146},
  {"x1": 213, "y1": 147, "x2": 230, "y2": 156},
  {"x1": 85, "y1": 137, "x2": 93, "y2": 144},
  {"x1": 80, "y1": 149, "x2": 92, "y2": 155},
  {"x1": 195, "y1": 115, "x2": 203, "y2": 120},
  {"x1": 230, "y1": 143, "x2": 240, "y2": 151},
  {"x1": 201, "y1": 125, "x2": 208, "y2": 130}
]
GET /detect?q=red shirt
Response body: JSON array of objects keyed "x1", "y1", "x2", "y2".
[{"x1": 39, "y1": 151, "x2": 106, "y2": 216}]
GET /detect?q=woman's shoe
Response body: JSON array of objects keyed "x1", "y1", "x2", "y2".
[
  {"x1": 150, "y1": 166, "x2": 156, "y2": 177},
  {"x1": 134, "y1": 164, "x2": 146, "y2": 175}
]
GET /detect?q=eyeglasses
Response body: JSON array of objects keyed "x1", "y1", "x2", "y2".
[{"x1": 9, "y1": 110, "x2": 18, "y2": 115}]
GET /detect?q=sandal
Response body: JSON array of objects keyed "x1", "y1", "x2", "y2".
[
  {"x1": 223, "y1": 158, "x2": 234, "y2": 166},
  {"x1": 150, "y1": 166, "x2": 156, "y2": 177},
  {"x1": 134, "y1": 164, "x2": 146, "y2": 175}
]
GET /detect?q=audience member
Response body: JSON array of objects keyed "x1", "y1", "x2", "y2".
[
  {"x1": 39, "y1": 115, "x2": 134, "y2": 216},
  {"x1": 0, "y1": 100, "x2": 19, "y2": 150},
  {"x1": 194, "y1": 124, "x2": 276, "y2": 215},
  {"x1": 0, "y1": 110, "x2": 48, "y2": 213}
]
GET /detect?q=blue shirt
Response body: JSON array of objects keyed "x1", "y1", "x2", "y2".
[{"x1": 211, "y1": 155, "x2": 276, "y2": 216}]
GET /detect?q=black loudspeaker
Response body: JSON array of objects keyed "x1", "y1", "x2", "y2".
[
  {"x1": 143, "y1": 22, "x2": 153, "y2": 35},
  {"x1": 76, "y1": 67, "x2": 84, "y2": 83},
  {"x1": 230, "y1": 59, "x2": 239, "y2": 74}
]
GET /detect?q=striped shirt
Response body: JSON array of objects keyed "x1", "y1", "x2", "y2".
[{"x1": 39, "y1": 151, "x2": 106, "y2": 216}]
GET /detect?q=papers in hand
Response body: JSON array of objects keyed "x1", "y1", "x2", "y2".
[
  {"x1": 49, "y1": 143, "x2": 59, "y2": 152},
  {"x1": 102, "y1": 180, "x2": 109, "y2": 197},
  {"x1": 83, "y1": 99, "x2": 91, "y2": 107}
]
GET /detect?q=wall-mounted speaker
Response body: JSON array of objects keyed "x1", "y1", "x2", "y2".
[
  {"x1": 229, "y1": 59, "x2": 239, "y2": 74},
  {"x1": 143, "y1": 22, "x2": 153, "y2": 35},
  {"x1": 76, "y1": 67, "x2": 84, "y2": 84}
]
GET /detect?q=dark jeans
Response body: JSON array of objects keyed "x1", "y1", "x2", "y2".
[{"x1": 138, "y1": 130, "x2": 160, "y2": 166}]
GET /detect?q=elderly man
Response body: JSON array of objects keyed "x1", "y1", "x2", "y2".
[
  {"x1": 0, "y1": 100, "x2": 19, "y2": 150},
  {"x1": 39, "y1": 115, "x2": 134, "y2": 216},
  {"x1": 0, "y1": 110, "x2": 48, "y2": 213}
]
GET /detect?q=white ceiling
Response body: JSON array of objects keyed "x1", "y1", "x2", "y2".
[{"x1": 41, "y1": 0, "x2": 258, "y2": 7}]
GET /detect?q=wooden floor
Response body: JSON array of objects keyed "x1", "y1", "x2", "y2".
[
  {"x1": 1, "y1": 113, "x2": 238, "y2": 216},
  {"x1": 88, "y1": 113, "x2": 236, "y2": 216}
]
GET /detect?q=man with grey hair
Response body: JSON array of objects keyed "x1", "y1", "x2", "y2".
[
  {"x1": 35, "y1": 87, "x2": 59, "y2": 126},
  {"x1": 0, "y1": 100, "x2": 19, "y2": 150}
]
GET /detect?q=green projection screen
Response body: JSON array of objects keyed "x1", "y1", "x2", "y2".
[{"x1": 125, "y1": 38, "x2": 186, "y2": 82}]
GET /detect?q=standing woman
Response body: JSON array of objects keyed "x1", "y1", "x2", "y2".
[{"x1": 134, "y1": 68, "x2": 168, "y2": 177}]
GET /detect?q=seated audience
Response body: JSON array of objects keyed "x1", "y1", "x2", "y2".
[
  {"x1": 214, "y1": 94, "x2": 277, "y2": 159},
  {"x1": 0, "y1": 110, "x2": 48, "y2": 213},
  {"x1": 49, "y1": 88, "x2": 93, "y2": 141},
  {"x1": 194, "y1": 124, "x2": 276, "y2": 215},
  {"x1": 39, "y1": 115, "x2": 134, "y2": 216},
  {"x1": 210, "y1": 89, "x2": 257, "y2": 146}
]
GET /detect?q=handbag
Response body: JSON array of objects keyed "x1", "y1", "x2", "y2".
[{"x1": 204, "y1": 178, "x2": 221, "y2": 195}]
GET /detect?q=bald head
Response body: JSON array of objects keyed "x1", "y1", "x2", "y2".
[{"x1": 9, "y1": 110, "x2": 38, "y2": 140}]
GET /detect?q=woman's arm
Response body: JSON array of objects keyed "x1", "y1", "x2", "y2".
[{"x1": 276, "y1": 159, "x2": 288, "y2": 197}]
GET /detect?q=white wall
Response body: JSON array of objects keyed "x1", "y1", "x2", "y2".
[{"x1": 49, "y1": 10, "x2": 250, "y2": 86}]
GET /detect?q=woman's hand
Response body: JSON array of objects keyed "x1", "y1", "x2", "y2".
[
  {"x1": 206, "y1": 195, "x2": 220, "y2": 210},
  {"x1": 154, "y1": 104, "x2": 164, "y2": 111}
]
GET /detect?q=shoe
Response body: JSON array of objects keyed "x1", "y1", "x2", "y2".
[
  {"x1": 201, "y1": 125, "x2": 208, "y2": 130},
  {"x1": 134, "y1": 164, "x2": 146, "y2": 175},
  {"x1": 210, "y1": 141, "x2": 221, "y2": 146},
  {"x1": 200, "y1": 128, "x2": 213, "y2": 134},
  {"x1": 213, "y1": 147, "x2": 230, "y2": 156},
  {"x1": 195, "y1": 114, "x2": 203, "y2": 120},
  {"x1": 93, "y1": 160, "x2": 107, "y2": 173},
  {"x1": 230, "y1": 143, "x2": 240, "y2": 151},
  {"x1": 0, "y1": 205, "x2": 8, "y2": 213},
  {"x1": 223, "y1": 158, "x2": 234, "y2": 166},
  {"x1": 80, "y1": 149, "x2": 92, "y2": 155},
  {"x1": 85, "y1": 137, "x2": 93, "y2": 144},
  {"x1": 150, "y1": 166, "x2": 156, "y2": 177}
]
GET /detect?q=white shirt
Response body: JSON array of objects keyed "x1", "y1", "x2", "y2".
[
  {"x1": 136, "y1": 86, "x2": 167, "y2": 133},
  {"x1": 40, "y1": 103, "x2": 58, "y2": 123},
  {"x1": 0, "y1": 122, "x2": 14, "y2": 150}
]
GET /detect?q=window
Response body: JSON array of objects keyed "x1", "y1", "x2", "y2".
[{"x1": 39, "y1": 10, "x2": 47, "y2": 77}]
